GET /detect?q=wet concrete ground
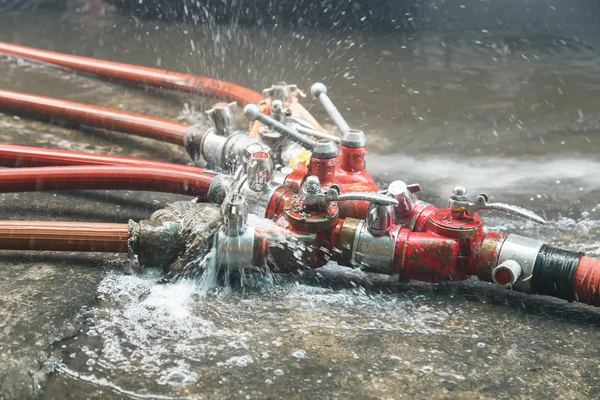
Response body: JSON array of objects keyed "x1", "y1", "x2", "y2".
[{"x1": 1, "y1": 2, "x2": 600, "y2": 399}]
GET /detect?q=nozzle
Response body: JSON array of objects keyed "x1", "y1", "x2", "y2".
[
  {"x1": 247, "y1": 151, "x2": 273, "y2": 192},
  {"x1": 221, "y1": 193, "x2": 248, "y2": 236}
]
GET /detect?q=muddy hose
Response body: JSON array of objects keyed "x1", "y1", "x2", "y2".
[
  {"x1": 0, "y1": 220, "x2": 130, "y2": 252},
  {"x1": 0, "y1": 202, "x2": 222, "y2": 274},
  {"x1": 0, "y1": 143, "x2": 204, "y2": 173},
  {"x1": 0, "y1": 89, "x2": 189, "y2": 145},
  {"x1": 0, "y1": 42, "x2": 265, "y2": 106},
  {"x1": 0, "y1": 165, "x2": 215, "y2": 198}
]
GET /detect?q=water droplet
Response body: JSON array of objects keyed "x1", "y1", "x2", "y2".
[
  {"x1": 420, "y1": 366, "x2": 434, "y2": 373},
  {"x1": 292, "y1": 350, "x2": 306, "y2": 359}
]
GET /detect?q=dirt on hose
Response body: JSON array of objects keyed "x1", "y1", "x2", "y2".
[{"x1": 137, "y1": 201, "x2": 222, "y2": 274}]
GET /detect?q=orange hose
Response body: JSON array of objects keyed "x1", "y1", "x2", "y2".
[
  {"x1": 0, "y1": 165, "x2": 215, "y2": 198},
  {"x1": 0, "y1": 144, "x2": 202, "y2": 172},
  {"x1": 0, "y1": 220, "x2": 130, "y2": 252},
  {"x1": 573, "y1": 256, "x2": 600, "y2": 306},
  {"x1": 0, "y1": 89, "x2": 188, "y2": 145},
  {"x1": 0, "y1": 42, "x2": 265, "y2": 106}
]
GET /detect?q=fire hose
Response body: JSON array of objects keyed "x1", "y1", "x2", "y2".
[
  {"x1": 0, "y1": 41, "x2": 265, "y2": 106},
  {"x1": 0, "y1": 43, "x2": 599, "y2": 310},
  {"x1": 0, "y1": 220, "x2": 130, "y2": 252},
  {"x1": 0, "y1": 143, "x2": 205, "y2": 172},
  {"x1": 0, "y1": 89, "x2": 190, "y2": 145},
  {"x1": 0, "y1": 165, "x2": 215, "y2": 198}
]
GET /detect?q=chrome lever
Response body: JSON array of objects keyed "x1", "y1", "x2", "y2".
[
  {"x1": 285, "y1": 115, "x2": 341, "y2": 144},
  {"x1": 326, "y1": 186, "x2": 398, "y2": 236},
  {"x1": 449, "y1": 186, "x2": 546, "y2": 224},
  {"x1": 325, "y1": 188, "x2": 398, "y2": 206},
  {"x1": 310, "y1": 82, "x2": 351, "y2": 136},
  {"x1": 243, "y1": 104, "x2": 317, "y2": 150}
]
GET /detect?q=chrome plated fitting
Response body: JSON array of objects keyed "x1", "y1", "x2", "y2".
[
  {"x1": 206, "y1": 102, "x2": 237, "y2": 136},
  {"x1": 347, "y1": 220, "x2": 396, "y2": 274},
  {"x1": 494, "y1": 234, "x2": 544, "y2": 292},
  {"x1": 366, "y1": 203, "x2": 395, "y2": 236},
  {"x1": 311, "y1": 139, "x2": 338, "y2": 159},
  {"x1": 247, "y1": 151, "x2": 274, "y2": 192},
  {"x1": 216, "y1": 226, "x2": 255, "y2": 271},
  {"x1": 263, "y1": 82, "x2": 298, "y2": 102},
  {"x1": 206, "y1": 174, "x2": 233, "y2": 205},
  {"x1": 301, "y1": 175, "x2": 327, "y2": 210},
  {"x1": 221, "y1": 193, "x2": 249, "y2": 236},
  {"x1": 385, "y1": 180, "x2": 421, "y2": 216},
  {"x1": 341, "y1": 129, "x2": 367, "y2": 148},
  {"x1": 201, "y1": 130, "x2": 261, "y2": 172}
]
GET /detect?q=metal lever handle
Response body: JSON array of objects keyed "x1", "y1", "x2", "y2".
[
  {"x1": 449, "y1": 186, "x2": 546, "y2": 224},
  {"x1": 325, "y1": 187, "x2": 398, "y2": 236},
  {"x1": 243, "y1": 104, "x2": 317, "y2": 149},
  {"x1": 285, "y1": 115, "x2": 341, "y2": 144},
  {"x1": 468, "y1": 193, "x2": 546, "y2": 224},
  {"x1": 206, "y1": 101, "x2": 237, "y2": 136},
  {"x1": 310, "y1": 83, "x2": 351, "y2": 136},
  {"x1": 325, "y1": 187, "x2": 399, "y2": 206}
]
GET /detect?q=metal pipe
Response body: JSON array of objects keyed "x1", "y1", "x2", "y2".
[
  {"x1": 0, "y1": 89, "x2": 189, "y2": 145},
  {"x1": 0, "y1": 41, "x2": 265, "y2": 106},
  {"x1": 0, "y1": 220, "x2": 130, "y2": 252}
]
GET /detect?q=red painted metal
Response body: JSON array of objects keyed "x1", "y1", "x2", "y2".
[
  {"x1": 336, "y1": 146, "x2": 376, "y2": 187},
  {"x1": 309, "y1": 156, "x2": 340, "y2": 187},
  {"x1": 0, "y1": 41, "x2": 265, "y2": 106},
  {"x1": 392, "y1": 228, "x2": 463, "y2": 282},
  {"x1": 265, "y1": 187, "x2": 294, "y2": 220}
]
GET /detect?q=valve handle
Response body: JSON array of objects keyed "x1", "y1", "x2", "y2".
[
  {"x1": 243, "y1": 104, "x2": 317, "y2": 150},
  {"x1": 310, "y1": 82, "x2": 351, "y2": 136},
  {"x1": 285, "y1": 115, "x2": 341, "y2": 144},
  {"x1": 206, "y1": 101, "x2": 237, "y2": 136},
  {"x1": 263, "y1": 82, "x2": 298, "y2": 102},
  {"x1": 449, "y1": 186, "x2": 546, "y2": 224},
  {"x1": 325, "y1": 186, "x2": 399, "y2": 206},
  {"x1": 294, "y1": 125, "x2": 342, "y2": 144}
]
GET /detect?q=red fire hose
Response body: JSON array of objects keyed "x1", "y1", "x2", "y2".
[
  {"x1": 0, "y1": 220, "x2": 130, "y2": 252},
  {"x1": 0, "y1": 144, "x2": 202, "y2": 172},
  {"x1": 0, "y1": 89, "x2": 189, "y2": 145},
  {"x1": 0, "y1": 165, "x2": 215, "y2": 198},
  {"x1": 0, "y1": 42, "x2": 265, "y2": 106}
]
